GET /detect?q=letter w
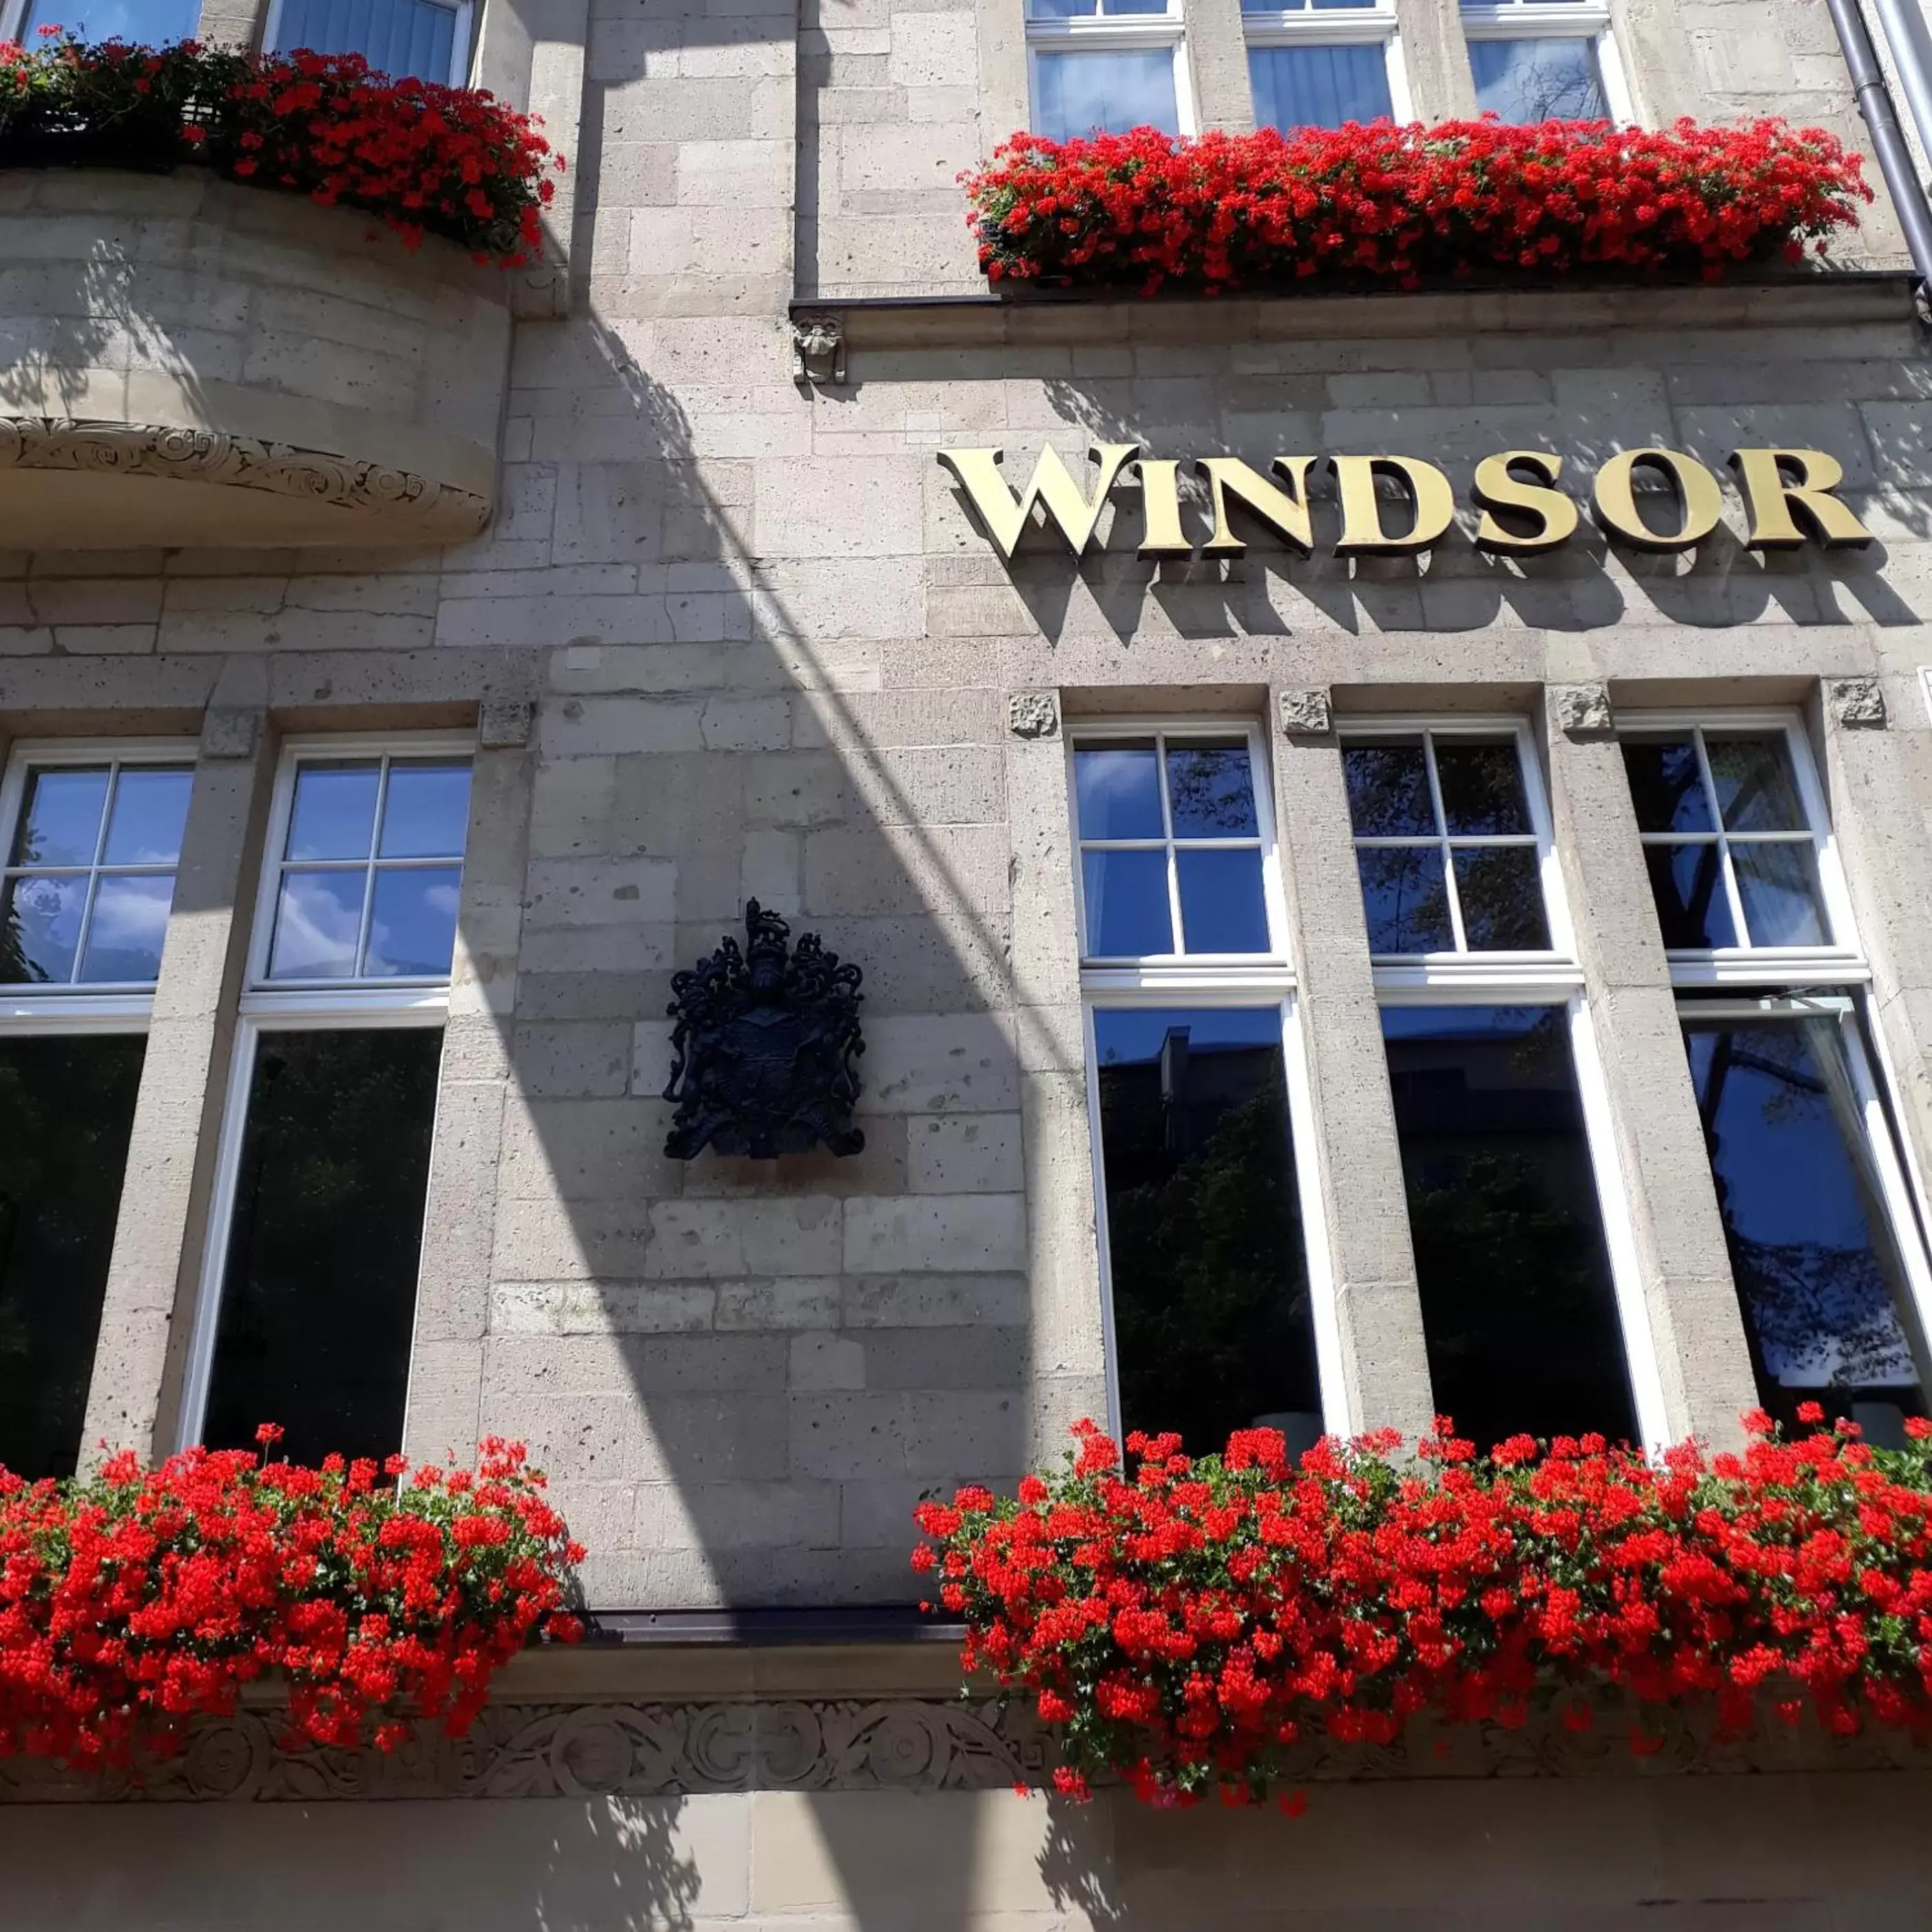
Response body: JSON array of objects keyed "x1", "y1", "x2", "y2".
[{"x1": 937, "y1": 444, "x2": 1139, "y2": 559}]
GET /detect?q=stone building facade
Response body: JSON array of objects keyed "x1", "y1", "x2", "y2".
[{"x1": 7, "y1": 0, "x2": 1932, "y2": 1922}]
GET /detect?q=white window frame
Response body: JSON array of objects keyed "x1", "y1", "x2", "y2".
[
  {"x1": 260, "y1": 0, "x2": 477, "y2": 88},
  {"x1": 1625, "y1": 708, "x2": 1932, "y2": 1394},
  {"x1": 1068, "y1": 717, "x2": 1345, "y2": 1442},
  {"x1": 1342, "y1": 716, "x2": 1579, "y2": 996},
  {"x1": 1072, "y1": 718, "x2": 1294, "y2": 990},
  {"x1": 0, "y1": 738, "x2": 198, "y2": 1034},
  {"x1": 1239, "y1": 1, "x2": 1411, "y2": 128},
  {"x1": 174, "y1": 731, "x2": 470, "y2": 1453},
  {"x1": 1026, "y1": 0, "x2": 1196, "y2": 142},
  {"x1": 1619, "y1": 711, "x2": 1864, "y2": 991},
  {"x1": 1459, "y1": 1, "x2": 1635, "y2": 126},
  {"x1": 1676, "y1": 990, "x2": 1932, "y2": 1386},
  {"x1": 1349, "y1": 715, "x2": 1669, "y2": 1451}
]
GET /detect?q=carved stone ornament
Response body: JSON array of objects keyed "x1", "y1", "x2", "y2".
[
  {"x1": 1276, "y1": 687, "x2": 1333, "y2": 737},
  {"x1": 200, "y1": 705, "x2": 262, "y2": 761},
  {"x1": 478, "y1": 696, "x2": 537, "y2": 749},
  {"x1": 1006, "y1": 690, "x2": 1061, "y2": 740},
  {"x1": 791, "y1": 315, "x2": 846, "y2": 386},
  {"x1": 1551, "y1": 681, "x2": 1615, "y2": 738},
  {"x1": 1826, "y1": 674, "x2": 1887, "y2": 728},
  {"x1": 663, "y1": 900, "x2": 866, "y2": 1161},
  {"x1": 0, "y1": 416, "x2": 490, "y2": 539}
]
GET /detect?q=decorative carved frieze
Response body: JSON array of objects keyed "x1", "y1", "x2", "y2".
[
  {"x1": 0, "y1": 415, "x2": 491, "y2": 539},
  {"x1": 0, "y1": 1698, "x2": 1048, "y2": 1804},
  {"x1": 3, "y1": 1692, "x2": 1926, "y2": 1805}
]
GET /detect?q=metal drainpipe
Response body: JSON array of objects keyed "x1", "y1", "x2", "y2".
[
  {"x1": 1870, "y1": 0, "x2": 1932, "y2": 179},
  {"x1": 1825, "y1": 0, "x2": 1932, "y2": 298}
]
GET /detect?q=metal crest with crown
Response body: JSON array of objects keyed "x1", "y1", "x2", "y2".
[{"x1": 661, "y1": 901, "x2": 866, "y2": 1161}]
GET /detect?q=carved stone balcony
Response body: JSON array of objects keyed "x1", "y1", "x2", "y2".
[{"x1": 0, "y1": 171, "x2": 511, "y2": 550}]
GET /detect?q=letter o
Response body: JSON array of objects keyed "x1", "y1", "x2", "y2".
[{"x1": 1592, "y1": 448, "x2": 1725, "y2": 553}]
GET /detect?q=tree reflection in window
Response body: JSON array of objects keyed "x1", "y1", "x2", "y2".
[
  {"x1": 1094, "y1": 1007, "x2": 1322, "y2": 1457},
  {"x1": 1685, "y1": 1010, "x2": 1931, "y2": 1443},
  {"x1": 1342, "y1": 734, "x2": 1550, "y2": 956},
  {"x1": 202, "y1": 1028, "x2": 444, "y2": 1466},
  {"x1": 0, "y1": 1035, "x2": 146, "y2": 1477},
  {"x1": 1382, "y1": 1005, "x2": 1638, "y2": 1451}
]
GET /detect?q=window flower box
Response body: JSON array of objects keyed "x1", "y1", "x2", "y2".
[
  {"x1": 0, "y1": 1432, "x2": 583, "y2": 1776},
  {"x1": 964, "y1": 120, "x2": 1872, "y2": 295},
  {"x1": 0, "y1": 36, "x2": 561, "y2": 266},
  {"x1": 913, "y1": 1411, "x2": 1932, "y2": 1806}
]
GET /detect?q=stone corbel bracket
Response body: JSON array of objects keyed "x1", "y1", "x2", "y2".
[{"x1": 792, "y1": 315, "x2": 848, "y2": 386}]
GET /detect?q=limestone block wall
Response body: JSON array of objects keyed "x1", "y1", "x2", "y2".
[
  {"x1": 5, "y1": 1770, "x2": 1932, "y2": 1929},
  {"x1": 6, "y1": 0, "x2": 1932, "y2": 1619}
]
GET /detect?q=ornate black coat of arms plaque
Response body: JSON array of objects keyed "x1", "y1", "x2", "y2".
[{"x1": 662, "y1": 901, "x2": 866, "y2": 1160}]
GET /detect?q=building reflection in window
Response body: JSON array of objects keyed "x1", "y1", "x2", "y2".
[
  {"x1": 1685, "y1": 1006, "x2": 1931, "y2": 1444},
  {"x1": 1381, "y1": 1004, "x2": 1637, "y2": 1451},
  {"x1": 1093, "y1": 1006, "x2": 1322, "y2": 1458}
]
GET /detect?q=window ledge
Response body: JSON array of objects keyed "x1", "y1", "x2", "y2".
[{"x1": 791, "y1": 270, "x2": 1919, "y2": 354}]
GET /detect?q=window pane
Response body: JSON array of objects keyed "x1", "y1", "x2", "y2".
[
  {"x1": 269, "y1": 870, "x2": 366, "y2": 980},
  {"x1": 1687, "y1": 1014, "x2": 1929, "y2": 1441},
  {"x1": 79, "y1": 873, "x2": 175, "y2": 984},
  {"x1": 21, "y1": 0, "x2": 198, "y2": 43},
  {"x1": 1176, "y1": 849, "x2": 1270, "y2": 953},
  {"x1": 1165, "y1": 743, "x2": 1259, "y2": 838},
  {"x1": 364, "y1": 867, "x2": 463, "y2": 977},
  {"x1": 0, "y1": 1035, "x2": 145, "y2": 1480},
  {"x1": 1342, "y1": 741, "x2": 1435, "y2": 838},
  {"x1": 1734, "y1": 842, "x2": 1829, "y2": 948},
  {"x1": 1083, "y1": 849, "x2": 1173, "y2": 956},
  {"x1": 1706, "y1": 734, "x2": 1807, "y2": 833},
  {"x1": 1382, "y1": 1006, "x2": 1638, "y2": 1450},
  {"x1": 12, "y1": 768, "x2": 108, "y2": 869},
  {"x1": 1034, "y1": 49, "x2": 1180, "y2": 141},
  {"x1": 1433, "y1": 740, "x2": 1532, "y2": 835},
  {"x1": 1074, "y1": 744, "x2": 1164, "y2": 840},
  {"x1": 1468, "y1": 37, "x2": 1606, "y2": 122},
  {"x1": 1453, "y1": 847, "x2": 1550, "y2": 950},
  {"x1": 378, "y1": 761, "x2": 472, "y2": 859},
  {"x1": 1356, "y1": 845, "x2": 1453, "y2": 954},
  {"x1": 101, "y1": 767, "x2": 193, "y2": 868},
  {"x1": 272, "y1": 0, "x2": 460, "y2": 81},
  {"x1": 286, "y1": 763, "x2": 380, "y2": 863},
  {"x1": 202, "y1": 1028, "x2": 444, "y2": 1466},
  {"x1": 1621, "y1": 739, "x2": 1713, "y2": 835},
  {"x1": 1094, "y1": 1008, "x2": 1322, "y2": 1457},
  {"x1": 1, "y1": 873, "x2": 87, "y2": 984},
  {"x1": 1247, "y1": 42, "x2": 1392, "y2": 132},
  {"x1": 1643, "y1": 843, "x2": 1738, "y2": 949}
]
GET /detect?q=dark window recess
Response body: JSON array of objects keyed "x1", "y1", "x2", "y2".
[
  {"x1": 0, "y1": 1035, "x2": 146, "y2": 1479},
  {"x1": 1382, "y1": 1006, "x2": 1638, "y2": 1451},
  {"x1": 202, "y1": 1028, "x2": 444, "y2": 1466},
  {"x1": 1685, "y1": 1011, "x2": 1931, "y2": 1445},
  {"x1": 1094, "y1": 1008, "x2": 1322, "y2": 1458}
]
